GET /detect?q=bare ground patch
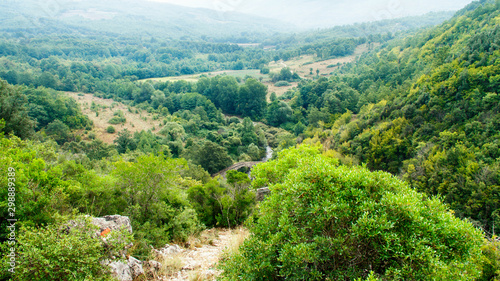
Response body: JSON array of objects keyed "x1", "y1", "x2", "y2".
[
  {"x1": 66, "y1": 92, "x2": 163, "y2": 144},
  {"x1": 265, "y1": 82, "x2": 299, "y2": 99},
  {"x1": 268, "y1": 43, "x2": 373, "y2": 79}
]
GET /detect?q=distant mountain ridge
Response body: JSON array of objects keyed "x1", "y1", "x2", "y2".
[{"x1": 0, "y1": 0, "x2": 292, "y2": 39}]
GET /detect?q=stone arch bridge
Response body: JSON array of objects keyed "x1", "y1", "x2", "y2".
[{"x1": 212, "y1": 161, "x2": 261, "y2": 178}]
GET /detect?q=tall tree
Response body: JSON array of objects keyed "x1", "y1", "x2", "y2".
[
  {"x1": 238, "y1": 78, "x2": 267, "y2": 119},
  {"x1": 0, "y1": 79, "x2": 35, "y2": 139}
]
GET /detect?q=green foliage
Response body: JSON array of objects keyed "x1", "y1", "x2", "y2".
[
  {"x1": 108, "y1": 115, "x2": 126, "y2": 125},
  {"x1": 113, "y1": 129, "x2": 137, "y2": 154},
  {"x1": 266, "y1": 100, "x2": 292, "y2": 127},
  {"x1": 106, "y1": 126, "x2": 115, "y2": 134},
  {"x1": 480, "y1": 238, "x2": 500, "y2": 281},
  {"x1": 237, "y1": 78, "x2": 268, "y2": 119},
  {"x1": 220, "y1": 145, "x2": 484, "y2": 280},
  {"x1": 0, "y1": 136, "x2": 79, "y2": 240},
  {"x1": 188, "y1": 171, "x2": 255, "y2": 228},
  {"x1": 275, "y1": 81, "x2": 291, "y2": 87},
  {"x1": 46, "y1": 119, "x2": 71, "y2": 145},
  {"x1": 270, "y1": 67, "x2": 300, "y2": 83},
  {"x1": 184, "y1": 141, "x2": 233, "y2": 175},
  {"x1": 112, "y1": 154, "x2": 201, "y2": 255},
  {"x1": 5, "y1": 216, "x2": 130, "y2": 281},
  {"x1": 291, "y1": 1, "x2": 500, "y2": 233},
  {"x1": 0, "y1": 80, "x2": 35, "y2": 139}
]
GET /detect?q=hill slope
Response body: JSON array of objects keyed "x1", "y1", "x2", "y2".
[{"x1": 295, "y1": 0, "x2": 500, "y2": 232}]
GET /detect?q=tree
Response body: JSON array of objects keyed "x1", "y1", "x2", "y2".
[
  {"x1": 270, "y1": 92, "x2": 277, "y2": 102},
  {"x1": 188, "y1": 172, "x2": 255, "y2": 228},
  {"x1": 237, "y1": 78, "x2": 267, "y2": 119},
  {"x1": 112, "y1": 154, "x2": 200, "y2": 252},
  {"x1": 266, "y1": 101, "x2": 292, "y2": 127},
  {"x1": 197, "y1": 141, "x2": 233, "y2": 174},
  {"x1": 240, "y1": 117, "x2": 259, "y2": 146},
  {"x1": 220, "y1": 145, "x2": 484, "y2": 280},
  {"x1": 114, "y1": 129, "x2": 137, "y2": 154},
  {"x1": 37, "y1": 72, "x2": 58, "y2": 89},
  {"x1": 293, "y1": 121, "x2": 306, "y2": 136},
  {"x1": 0, "y1": 80, "x2": 35, "y2": 138},
  {"x1": 247, "y1": 143, "x2": 261, "y2": 161},
  {"x1": 46, "y1": 119, "x2": 70, "y2": 144}
]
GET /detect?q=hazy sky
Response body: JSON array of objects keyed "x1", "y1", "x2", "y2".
[{"x1": 148, "y1": 0, "x2": 474, "y2": 27}]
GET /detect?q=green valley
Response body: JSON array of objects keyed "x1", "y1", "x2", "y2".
[{"x1": 1, "y1": 0, "x2": 500, "y2": 280}]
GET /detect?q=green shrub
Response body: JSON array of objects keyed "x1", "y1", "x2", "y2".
[
  {"x1": 106, "y1": 126, "x2": 115, "y2": 133},
  {"x1": 112, "y1": 154, "x2": 201, "y2": 258},
  {"x1": 7, "y1": 216, "x2": 130, "y2": 281},
  {"x1": 188, "y1": 171, "x2": 256, "y2": 228},
  {"x1": 480, "y1": 238, "x2": 500, "y2": 281},
  {"x1": 220, "y1": 145, "x2": 485, "y2": 280},
  {"x1": 275, "y1": 81, "x2": 291, "y2": 87},
  {"x1": 108, "y1": 113, "x2": 126, "y2": 125}
]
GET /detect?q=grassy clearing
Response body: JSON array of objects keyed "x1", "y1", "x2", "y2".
[
  {"x1": 65, "y1": 92, "x2": 161, "y2": 144},
  {"x1": 268, "y1": 43, "x2": 374, "y2": 79},
  {"x1": 139, "y1": 69, "x2": 267, "y2": 83}
]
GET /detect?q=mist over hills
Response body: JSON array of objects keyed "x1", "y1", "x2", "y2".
[
  {"x1": 151, "y1": 0, "x2": 474, "y2": 28},
  {"x1": 0, "y1": 0, "x2": 291, "y2": 39},
  {"x1": 0, "y1": 0, "x2": 472, "y2": 40}
]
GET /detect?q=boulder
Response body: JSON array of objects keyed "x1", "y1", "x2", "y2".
[
  {"x1": 256, "y1": 187, "x2": 270, "y2": 201},
  {"x1": 108, "y1": 261, "x2": 132, "y2": 281},
  {"x1": 93, "y1": 215, "x2": 133, "y2": 234},
  {"x1": 144, "y1": 260, "x2": 162, "y2": 276},
  {"x1": 152, "y1": 243, "x2": 182, "y2": 259},
  {"x1": 128, "y1": 256, "x2": 144, "y2": 279},
  {"x1": 107, "y1": 256, "x2": 144, "y2": 281}
]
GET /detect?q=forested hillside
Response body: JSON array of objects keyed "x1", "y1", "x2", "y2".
[{"x1": 290, "y1": 0, "x2": 500, "y2": 233}]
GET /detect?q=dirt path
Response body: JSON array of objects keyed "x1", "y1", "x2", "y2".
[{"x1": 164, "y1": 228, "x2": 248, "y2": 281}]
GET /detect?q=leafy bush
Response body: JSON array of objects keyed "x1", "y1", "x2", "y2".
[
  {"x1": 112, "y1": 154, "x2": 201, "y2": 257},
  {"x1": 106, "y1": 126, "x2": 115, "y2": 133},
  {"x1": 274, "y1": 81, "x2": 291, "y2": 87},
  {"x1": 480, "y1": 238, "x2": 500, "y2": 281},
  {"x1": 108, "y1": 116, "x2": 126, "y2": 124},
  {"x1": 188, "y1": 171, "x2": 256, "y2": 228},
  {"x1": 5, "y1": 216, "x2": 131, "y2": 281},
  {"x1": 220, "y1": 145, "x2": 485, "y2": 280}
]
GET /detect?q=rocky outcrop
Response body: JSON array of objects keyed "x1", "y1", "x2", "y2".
[
  {"x1": 107, "y1": 256, "x2": 144, "y2": 281},
  {"x1": 152, "y1": 243, "x2": 182, "y2": 259},
  {"x1": 89, "y1": 215, "x2": 143, "y2": 281},
  {"x1": 93, "y1": 215, "x2": 133, "y2": 234},
  {"x1": 256, "y1": 187, "x2": 270, "y2": 201},
  {"x1": 128, "y1": 256, "x2": 144, "y2": 279},
  {"x1": 108, "y1": 261, "x2": 133, "y2": 281},
  {"x1": 144, "y1": 260, "x2": 162, "y2": 276}
]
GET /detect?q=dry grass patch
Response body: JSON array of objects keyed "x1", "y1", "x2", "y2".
[
  {"x1": 157, "y1": 252, "x2": 184, "y2": 277},
  {"x1": 65, "y1": 92, "x2": 162, "y2": 144},
  {"x1": 184, "y1": 228, "x2": 220, "y2": 250},
  {"x1": 222, "y1": 227, "x2": 249, "y2": 257}
]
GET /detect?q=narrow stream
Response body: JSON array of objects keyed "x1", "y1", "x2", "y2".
[{"x1": 261, "y1": 146, "x2": 273, "y2": 162}]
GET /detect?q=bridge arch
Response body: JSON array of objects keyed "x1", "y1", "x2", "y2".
[{"x1": 212, "y1": 161, "x2": 261, "y2": 178}]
